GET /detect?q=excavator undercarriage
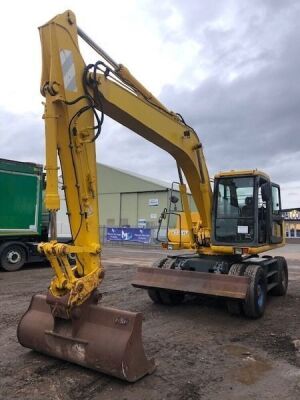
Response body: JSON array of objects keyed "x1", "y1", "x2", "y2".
[{"x1": 133, "y1": 254, "x2": 288, "y2": 318}]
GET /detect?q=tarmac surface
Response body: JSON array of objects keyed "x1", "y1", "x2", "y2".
[{"x1": 0, "y1": 244, "x2": 299, "y2": 400}]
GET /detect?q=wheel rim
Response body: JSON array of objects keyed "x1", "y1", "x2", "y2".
[
  {"x1": 7, "y1": 250, "x2": 21, "y2": 264},
  {"x1": 257, "y1": 282, "x2": 265, "y2": 309}
]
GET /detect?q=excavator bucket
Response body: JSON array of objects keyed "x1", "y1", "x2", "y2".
[
  {"x1": 132, "y1": 267, "x2": 250, "y2": 299},
  {"x1": 17, "y1": 294, "x2": 155, "y2": 382}
]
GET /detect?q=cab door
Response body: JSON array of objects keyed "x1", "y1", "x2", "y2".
[{"x1": 270, "y1": 183, "x2": 284, "y2": 244}]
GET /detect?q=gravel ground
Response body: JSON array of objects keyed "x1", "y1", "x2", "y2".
[{"x1": 0, "y1": 245, "x2": 299, "y2": 400}]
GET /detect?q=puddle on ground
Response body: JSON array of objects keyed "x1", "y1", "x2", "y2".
[{"x1": 224, "y1": 344, "x2": 273, "y2": 385}]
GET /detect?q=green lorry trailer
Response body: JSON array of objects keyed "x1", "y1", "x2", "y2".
[{"x1": 0, "y1": 158, "x2": 49, "y2": 271}]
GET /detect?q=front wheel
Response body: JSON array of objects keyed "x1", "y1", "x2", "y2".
[
  {"x1": 147, "y1": 288, "x2": 163, "y2": 304},
  {"x1": 226, "y1": 263, "x2": 247, "y2": 315},
  {"x1": 147, "y1": 288, "x2": 185, "y2": 305},
  {"x1": 243, "y1": 265, "x2": 267, "y2": 318},
  {"x1": 159, "y1": 289, "x2": 185, "y2": 305},
  {"x1": 0, "y1": 244, "x2": 27, "y2": 271}
]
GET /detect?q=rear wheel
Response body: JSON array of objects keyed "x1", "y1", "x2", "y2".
[
  {"x1": 147, "y1": 289, "x2": 163, "y2": 304},
  {"x1": 147, "y1": 257, "x2": 185, "y2": 305},
  {"x1": 270, "y1": 256, "x2": 288, "y2": 296},
  {"x1": 159, "y1": 289, "x2": 185, "y2": 305},
  {"x1": 148, "y1": 288, "x2": 185, "y2": 305},
  {"x1": 0, "y1": 244, "x2": 27, "y2": 271},
  {"x1": 226, "y1": 263, "x2": 247, "y2": 315},
  {"x1": 243, "y1": 265, "x2": 267, "y2": 318}
]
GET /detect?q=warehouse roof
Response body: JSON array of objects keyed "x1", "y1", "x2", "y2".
[
  {"x1": 101, "y1": 163, "x2": 173, "y2": 188},
  {"x1": 98, "y1": 163, "x2": 178, "y2": 194}
]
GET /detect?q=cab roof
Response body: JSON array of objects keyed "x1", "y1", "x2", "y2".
[{"x1": 214, "y1": 169, "x2": 270, "y2": 180}]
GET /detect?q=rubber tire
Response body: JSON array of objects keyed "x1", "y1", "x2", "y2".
[
  {"x1": 0, "y1": 244, "x2": 27, "y2": 271},
  {"x1": 147, "y1": 289, "x2": 163, "y2": 304},
  {"x1": 243, "y1": 265, "x2": 267, "y2": 319},
  {"x1": 270, "y1": 256, "x2": 288, "y2": 296},
  {"x1": 227, "y1": 263, "x2": 247, "y2": 315},
  {"x1": 148, "y1": 257, "x2": 185, "y2": 305},
  {"x1": 147, "y1": 257, "x2": 168, "y2": 304},
  {"x1": 152, "y1": 257, "x2": 168, "y2": 269},
  {"x1": 159, "y1": 289, "x2": 185, "y2": 305}
]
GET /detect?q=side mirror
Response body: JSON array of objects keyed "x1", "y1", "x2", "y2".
[
  {"x1": 170, "y1": 195, "x2": 179, "y2": 204},
  {"x1": 261, "y1": 182, "x2": 271, "y2": 202}
]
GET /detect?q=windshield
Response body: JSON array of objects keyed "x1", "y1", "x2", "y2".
[{"x1": 215, "y1": 176, "x2": 255, "y2": 243}]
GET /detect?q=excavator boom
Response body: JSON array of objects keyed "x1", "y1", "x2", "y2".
[{"x1": 17, "y1": 10, "x2": 155, "y2": 382}]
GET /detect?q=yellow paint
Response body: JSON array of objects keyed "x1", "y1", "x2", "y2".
[
  {"x1": 39, "y1": 11, "x2": 103, "y2": 308},
  {"x1": 215, "y1": 169, "x2": 270, "y2": 179}
]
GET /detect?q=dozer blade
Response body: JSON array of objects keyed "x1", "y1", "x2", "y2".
[
  {"x1": 17, "y1": 294, "x2": 156, "y2": 382},
  {"x1": 132, "y1": 267, "x2": 250, "y2": 299}
]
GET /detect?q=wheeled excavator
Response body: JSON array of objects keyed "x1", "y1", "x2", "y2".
[{"x1": 18, "y1": 10, "x2": 288, "y2": 382}]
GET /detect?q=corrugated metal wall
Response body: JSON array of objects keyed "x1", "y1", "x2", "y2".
[{"x1": 99, "y1": 189, "x2": 196, "y2": 227}]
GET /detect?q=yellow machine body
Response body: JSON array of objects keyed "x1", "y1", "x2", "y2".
[{"x1": 18, "y1": 9, "x2": 287, "y2": 381}]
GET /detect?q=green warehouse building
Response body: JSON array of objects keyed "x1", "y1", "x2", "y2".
[
  {"x1": 97, "y1": 163, "x2": 196, "y2": 228},
  {"x1": 57, "y1": 163, "x2": 196, "y2": 237}
]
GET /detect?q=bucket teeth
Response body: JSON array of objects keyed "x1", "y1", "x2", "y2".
[{"x1": 17, "y1": 294, "x2": 156, "y2": 382}]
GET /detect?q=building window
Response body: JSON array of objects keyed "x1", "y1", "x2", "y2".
[
  {"x1": 290, "y1": 228, "x2": 295, "y2": 237},
  {"x1": 297, "y1": 229, "x2": 300, "y2": 238}
]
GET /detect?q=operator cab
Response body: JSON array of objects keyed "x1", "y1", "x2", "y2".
[{"x1": 212, "y1": 171, "x2": 284, "y2": 247}]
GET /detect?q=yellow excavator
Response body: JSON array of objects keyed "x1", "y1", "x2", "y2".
[{"x1": 18, "y1": 10, "x2": 288, "y2": 382}]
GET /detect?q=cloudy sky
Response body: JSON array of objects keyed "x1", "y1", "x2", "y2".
[{"x1": 0, "y1": 0, "x2": 299, "y2": 207}]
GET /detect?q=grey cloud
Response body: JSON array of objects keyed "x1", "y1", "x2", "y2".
[
  {"x1": 0, "y1": 108, "x2": 177, "y2": 185},
  {"x1": 0, "y1": 109, "x2": 44, "y2": 163},
  {"x1": 157, "y1": 1, "x2": 300, "y2": 194},
  {"x1": 1, "y1": 1, "x2": 299, "y2": 210}
]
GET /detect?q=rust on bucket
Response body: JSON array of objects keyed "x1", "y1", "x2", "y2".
[{"x1": 17, "y1": 293, "x2": 156, "y2": 382}]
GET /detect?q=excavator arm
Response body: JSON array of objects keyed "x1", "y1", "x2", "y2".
[
  {"x1": 38, "y1": 10, "x2": 213, "y2": 306},
  {"x1": 17, "y1": 10, "x2": 157, "y2": 382},
  {"x1": 38, "y1": 12, "x2": 103, "y2": 311},
  {"x1": 38, "y1": 9, "x2": 213, "y2": 307}
]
